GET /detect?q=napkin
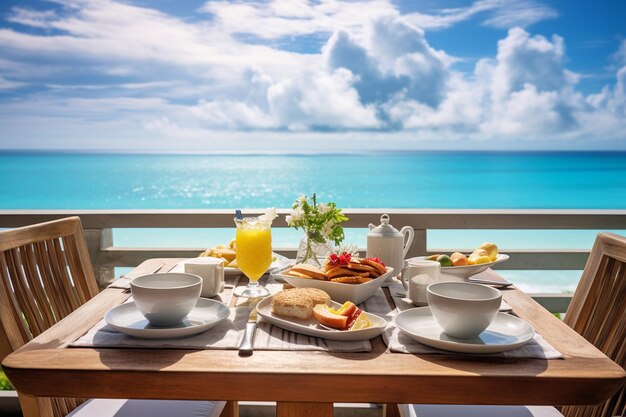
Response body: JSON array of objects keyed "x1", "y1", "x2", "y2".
[
  {"x1": 107, "y1": 262, "x2": 169, "y2": 289},
  {"x1": 383, "y1": 281, "x2": 563, "y2": 359}
]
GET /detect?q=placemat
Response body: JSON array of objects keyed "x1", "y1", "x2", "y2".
[
  {"x1": 383, "y1": 281, "x2": 563, "y2": 359},
  {"x1": 73, "y1": 273, "x2": 371, "y2": 352}
]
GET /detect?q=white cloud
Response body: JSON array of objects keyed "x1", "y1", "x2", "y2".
[
  {"x1": 202, "y1": 0, "x2": 397, "y2": 40},
  {"x1": 478, "y1": 28, "x2": 582, "y2": 135},
  {"x1": 405, "y1": 0, "x2": 557, "y2": 30},
  {"x1": 1, "y1": 0, "x2": 314, "y2": 83},
  {"x1": 481, "y1": 0, "x2": 558, "y2": 29},
  {"x1": 0, "y1": 0, "x2": 624, "y2": 149},
  {"x1": 267, "y1": 68, "x2": 380, "y2": 130},
  {"x1": 0, "y1": 75, "x2": 26, "y2": 89},
  {"x1": 324, "y1": 16, "x2": 450, "y2": 107}
]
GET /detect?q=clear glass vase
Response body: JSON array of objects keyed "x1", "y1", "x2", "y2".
[{"x1": 296, "y1": 230, "x2": 333, "y2": 266}]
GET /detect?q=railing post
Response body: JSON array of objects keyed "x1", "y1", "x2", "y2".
[
  {"x1": 84, "y1": 228, "x2": 114, "y2": 289},
  {"x1": 406, "y1": 228, "x2": 427, "y2": 259}
]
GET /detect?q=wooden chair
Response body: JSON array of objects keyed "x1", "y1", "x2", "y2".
[
  {"x1": 0, "y1": 217, "x2": 229, "y2": 417},
  {"x1": 397, "y1": 232, "x2": 626, "y2": 417}
]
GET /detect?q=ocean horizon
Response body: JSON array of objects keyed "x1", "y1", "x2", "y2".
[{"x1": 2, "y1": 150, "x2": 626, "y2": 294}]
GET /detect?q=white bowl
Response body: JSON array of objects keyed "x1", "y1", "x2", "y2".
[
  {"x1": 427, "y1": 281, "x2": 502, "y2": 339},
  {"x1": 130, "y1": 273, "x2": 202, "y2": 326},
  {"x1": 413, "y1": 254, "x2": 509, "y2": 279},
  {"x1": 277, "y1": 267, "x2": 394, "y2": 304}
]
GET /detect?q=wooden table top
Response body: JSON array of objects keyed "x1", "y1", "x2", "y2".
[{"x1": 3, "y1": 259, "x2": 625, "y2": 410}]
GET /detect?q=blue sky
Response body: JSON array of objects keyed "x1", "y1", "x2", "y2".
[{"x1": 0, "y1": 0, "x2": 625, "y2": 151}]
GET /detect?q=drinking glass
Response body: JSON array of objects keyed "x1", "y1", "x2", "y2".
[{"x1": 233, "y1": 216, "x2": 272, "y2": 298}]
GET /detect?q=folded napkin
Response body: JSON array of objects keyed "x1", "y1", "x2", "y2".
[
  {"x1": 107, "y1": 260, "x2": 179, "y2": 290},
  {"x1": 109, "y1": 255, "x2": 293, "y2": 289},
  {"x1": 383, "y1": 281, "x2": 563, "y2": 359}
]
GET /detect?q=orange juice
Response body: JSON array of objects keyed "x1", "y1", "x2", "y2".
[{"x1": 236, "y1": 225, "x2": 272, "y2": 281}]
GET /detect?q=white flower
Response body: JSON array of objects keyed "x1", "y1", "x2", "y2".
[
  {"x1": 296, "y1": 195, "x2": 308, "y2": 207},
  {"x1": 285, "y1": 215, "x2": 293, "y2": 226},
  {"x1": 290, "y1": 207, "x2": 304, "y2": 223},
  {"x1": 320, "y1": 220, "x2": 334, "y2": 239},
  {"x1": 318, "y1": 203, "x2": 331, "y2": 214}
]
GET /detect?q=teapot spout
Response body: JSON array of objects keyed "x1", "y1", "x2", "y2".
[{"x1": 368, "y1": 223, "x2": 375, "y2": 230}]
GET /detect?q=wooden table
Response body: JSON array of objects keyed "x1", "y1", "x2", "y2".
[{"x1": 3, "y1": 259, "x2": 625, "y2": 417}]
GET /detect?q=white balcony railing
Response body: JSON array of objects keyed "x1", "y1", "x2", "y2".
[{"x1": 2, "y1": 209, "x2": 626, "y2": 313}]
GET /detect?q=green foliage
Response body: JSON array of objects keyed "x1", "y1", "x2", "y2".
[
  {"x1": 0, "y1": 368, "x2": 14, "y2": 390},
  {"x1": 286, "y1": 193, "x2": 349, "y2": 246}
]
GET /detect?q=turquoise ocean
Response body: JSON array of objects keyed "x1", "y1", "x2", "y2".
[{"x1": 2, "y1": 151, "x2": 626, "y2": 293}]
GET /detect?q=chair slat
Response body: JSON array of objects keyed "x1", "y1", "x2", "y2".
[
  {"x1": 0, "y1": 217, "x2": 98, "y2": 417},
  {"x1": 62, "y1": 235, "x2": 94, "y2": 304},
  {"x1": 35, "y1": 241, "x2": 72, "y2": 318},
  {"x1": 20, "y1": 244, "x2": 57, "y2": 329},
  {"x1": 561, "y1": 233, "x2": 626, "y2": 417},
  {"x1": 47, "y1": 238, "x2": 81, "y2": 313},
  {"x1": 0, "y1": 253, "x2": 30, "y2": 351},
  {"x1": 6, "y1": 248, "x2": 42, "y2": 337}
]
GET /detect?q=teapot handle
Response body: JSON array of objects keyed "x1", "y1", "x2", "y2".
[{"x1": 400, "y1": 226, "x2": 415, "y2": 258}]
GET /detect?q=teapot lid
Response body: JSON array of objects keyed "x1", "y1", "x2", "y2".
[{"x1": 368, "y1": 214, "x2": 403, "y2": 237}]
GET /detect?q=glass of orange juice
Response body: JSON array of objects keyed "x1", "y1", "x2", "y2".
[{"x1": 233, "y1": 216, "x2": 272, "y2": 298}]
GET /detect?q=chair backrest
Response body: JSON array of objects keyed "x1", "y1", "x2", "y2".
[
  {"x1": 561, "y1": 233, "x2": 626, "y2": 417},
  {"x1": 0, "y1": 217, "x2": 99, "y2": 417}
]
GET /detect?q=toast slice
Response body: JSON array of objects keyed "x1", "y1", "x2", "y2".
[
  {"x1": 271, "y1": 288, "x2": 331, "y2": 319},
  {"x1": 360, "y1": 258, "x2": 386, "y2": 275},
  {"x1": 288, "y1": 263, "x2": 328, "y2": 280},
  {"x1": 327, "y1": 267, "x2": 370, "y2": 279}
]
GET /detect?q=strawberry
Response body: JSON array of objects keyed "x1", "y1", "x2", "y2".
[
  {"x1": 327, "y1": 251, "x2": 352, "y2": 267},
  {"x1": 364, "y1": 257, "x2": 385, "y2": 268}
]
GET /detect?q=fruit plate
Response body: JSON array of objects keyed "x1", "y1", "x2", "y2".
[
  {"x1": 276, "y1": 267, "x2": 394, "y2": 304},
  {"x1": 412, "y1": 254, "x2": 509, "y2": 279},
  {"x1": 256, "y1": 297, "x2": 386, "y2": 341}
]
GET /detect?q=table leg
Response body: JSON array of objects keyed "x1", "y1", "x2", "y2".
[
  {"x1": 384, "y1": 403, "x2": 402, "y2": 417},
  {"x1": 276, "y1": 401, "x2": 333, "y2": 417},
  {"x1": 219, "y1": 400, "x2": 239, "y2": 417}
]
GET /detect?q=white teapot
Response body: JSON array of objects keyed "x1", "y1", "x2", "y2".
[{"x1": 367, "y1": 214, "x2": 414, "y2": 278}]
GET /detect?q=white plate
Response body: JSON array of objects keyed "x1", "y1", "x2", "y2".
[
  {"x1": 256, "y1": 296, "x2": 386, "y2": 341},
  {"x1": 276, "y1": 267, "x2": 394, "y2": 304},
  {"x1": 412, "y1": 254, "x2": 509, "y2": 279},
  {"x1": 104, "y1": 298, "x2": 230, "y2": 339},
  {"x1": 394, "y1": 307, "x2": 535, "y2": 353}
]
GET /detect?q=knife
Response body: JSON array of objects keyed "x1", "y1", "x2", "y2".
[
  {"x1": 239, "y1": 299, "x2": 260, "y2": 356},
  {"x1": 468, "y1": 277, "x2": 513, "y2": 288}
]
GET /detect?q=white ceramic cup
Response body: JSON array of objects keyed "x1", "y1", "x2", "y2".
[
  {"x1": 407, "y1": 274, "x2": 432, "y2": 306},
  {"x1": 184, "y1": 257, "x2": 225, "y2": 298},
  {"x1": 427, "y1": 281, "x2": 502, "y2": 339},
  {"x1": 131, "y1": 273, "x2": 202, "y2": 327},
  {"x1": 401, "y1": 259, "x2": 440, "y2": 305}
]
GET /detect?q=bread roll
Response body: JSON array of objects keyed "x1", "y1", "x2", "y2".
[{"x1": 271, "y1": 288, "x2": 331, "y2": 319}]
